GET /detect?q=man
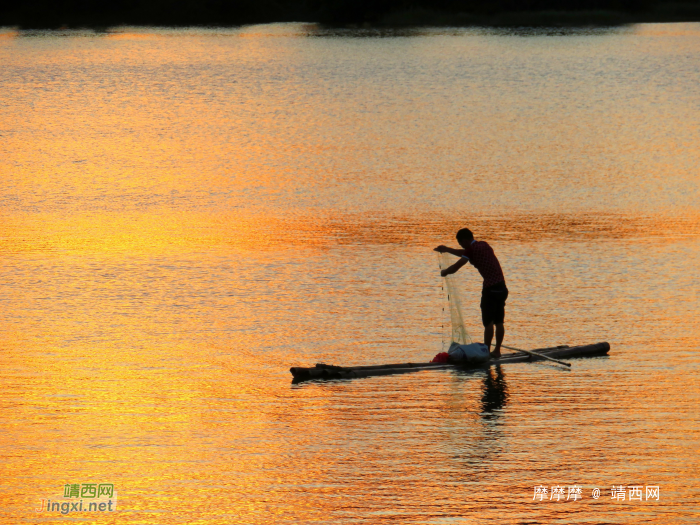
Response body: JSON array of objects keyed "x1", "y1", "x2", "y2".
[{"x1": 434, "y1": 228, "x2": 509, "y2": 359}]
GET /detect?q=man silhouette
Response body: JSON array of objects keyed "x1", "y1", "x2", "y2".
[{"x1": 434, "y1": 228, "x2": 509, "y2": 358}]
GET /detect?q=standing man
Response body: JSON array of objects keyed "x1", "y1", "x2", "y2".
[{"x1": 434, "y1": 228, "x2": 509, "y2": 359}]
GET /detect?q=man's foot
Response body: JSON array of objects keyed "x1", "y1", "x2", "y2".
[{"x1": 490, "y1": 351, "x2": 501, "y2": 359}]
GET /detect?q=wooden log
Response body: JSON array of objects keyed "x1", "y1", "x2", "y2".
[
  {"x1": 494, "y1": 342, "x2": 609, "y2": 364},
  {"x1": 312, "y1": 345, "x2": 570, "y2": 372},
  {"x1": 290, "y1": 363, "x2": 453, "y2": 381},
  {"x1": 290, "y1": 342, "x2": 609, "y2": 382},
  {"x1": 315, "y1": 361, "x2": 449, "y2": 372}
]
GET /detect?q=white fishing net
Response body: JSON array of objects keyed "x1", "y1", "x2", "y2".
[{"x1": 438, "y1": 252, "x2": 473, "y2": 348}]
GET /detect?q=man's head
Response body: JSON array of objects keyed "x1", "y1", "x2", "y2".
[{"x1": 456, "y1": 228, "x2": 474, "y2": 248}]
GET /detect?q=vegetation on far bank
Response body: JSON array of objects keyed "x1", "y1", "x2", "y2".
[{"x1": 1, "y1": 0, "x2": 699, "y2": 29}]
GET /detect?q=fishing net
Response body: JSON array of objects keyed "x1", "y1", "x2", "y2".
[{"x1": 438, "y1": 253, "x2": 473, "y2": 348}]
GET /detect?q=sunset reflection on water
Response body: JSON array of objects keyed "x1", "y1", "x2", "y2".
[{"x1": 1, "y1": 23, "x2": 699, "y2": 524}]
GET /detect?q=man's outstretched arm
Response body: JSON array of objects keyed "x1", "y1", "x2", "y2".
[
  {"x1": 433, "y1": 245, "x2": 466, "y2": 257},
  {"x1": 440, "y1": 257, "x2": 468, "y2": 277}
]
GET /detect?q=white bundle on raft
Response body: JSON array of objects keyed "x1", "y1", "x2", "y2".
[{"x1": 447, "y1": 342, "x2": 490, "y2": 364}]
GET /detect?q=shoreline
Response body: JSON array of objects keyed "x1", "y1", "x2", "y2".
[
  {"x1": 1, "y1": 8, "x2": 699, "y2": 30},
  {"x1": 378, "y1": 9, "x2": 700, "y2": 28}
]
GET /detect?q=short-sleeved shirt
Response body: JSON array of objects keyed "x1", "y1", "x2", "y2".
[{"x1": 461, "y1": 240, "x2": 505, "y2": 289}]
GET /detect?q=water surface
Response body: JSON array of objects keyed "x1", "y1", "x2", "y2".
[{"x1": 1, "y1": 23, "x2": 699, "y2": 524}]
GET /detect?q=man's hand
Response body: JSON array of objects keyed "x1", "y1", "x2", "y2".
[
  {"x1": 440, "y1": 258, "x2": 468, "y2": 277},
  {"x1": 434, "y1": 245, "x2": 448, "y2": 253}
]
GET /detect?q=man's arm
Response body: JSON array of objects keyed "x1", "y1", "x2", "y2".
[
  {"x1": 433, "y1": 245, "x2": 466, "y2": 257},
  {"x1": 440, "y1": 257, "x2": 468, "y2": 277}
]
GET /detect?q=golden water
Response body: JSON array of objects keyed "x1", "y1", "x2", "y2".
[{"x1": 1, "y1": 23, "x2": 699, "y2": 524}]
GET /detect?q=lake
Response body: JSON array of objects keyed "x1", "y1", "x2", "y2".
[{"x1": 0, "y1": 22, "x2": 699, "y2": 524}]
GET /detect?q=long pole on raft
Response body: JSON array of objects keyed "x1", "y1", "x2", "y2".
[{"x1": 499, "y1": 344, "x2": 572, "y2": 368}]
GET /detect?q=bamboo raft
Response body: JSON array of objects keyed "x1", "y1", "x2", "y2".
[{"x1": 290, "y1": 342, "x2": 610, "y2": 383}]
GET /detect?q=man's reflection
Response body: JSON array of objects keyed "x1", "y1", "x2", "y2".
[{"x1": 481, "y1": 365, "x2": 508, "y2": 417}]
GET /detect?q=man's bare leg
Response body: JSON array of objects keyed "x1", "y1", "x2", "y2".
[
  {"x1": 484, "y1": 322, "x2": 495, "y2": 355},
  {"x1": 493, "y1": 323, "x2": 505, "y2": 358}
]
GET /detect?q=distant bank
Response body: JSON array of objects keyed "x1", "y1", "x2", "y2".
[{"x1": 2, "y1": 0, "x2": 699, "y2": 29}]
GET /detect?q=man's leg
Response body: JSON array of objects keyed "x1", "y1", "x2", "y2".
[
  {"x1": 494, "y1": 323, "x2": 505, "y2": 357},
  {"x1": 489, "y1": 283, "x2": 508, "y2": 358},
  {"x1": 484, "y1": 322, "x2": 494, "y2": 354}
]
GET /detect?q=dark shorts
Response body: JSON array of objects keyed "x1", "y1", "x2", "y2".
[{"x1": 480, "y1": 281, "x2": 508, "y2": 327}]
